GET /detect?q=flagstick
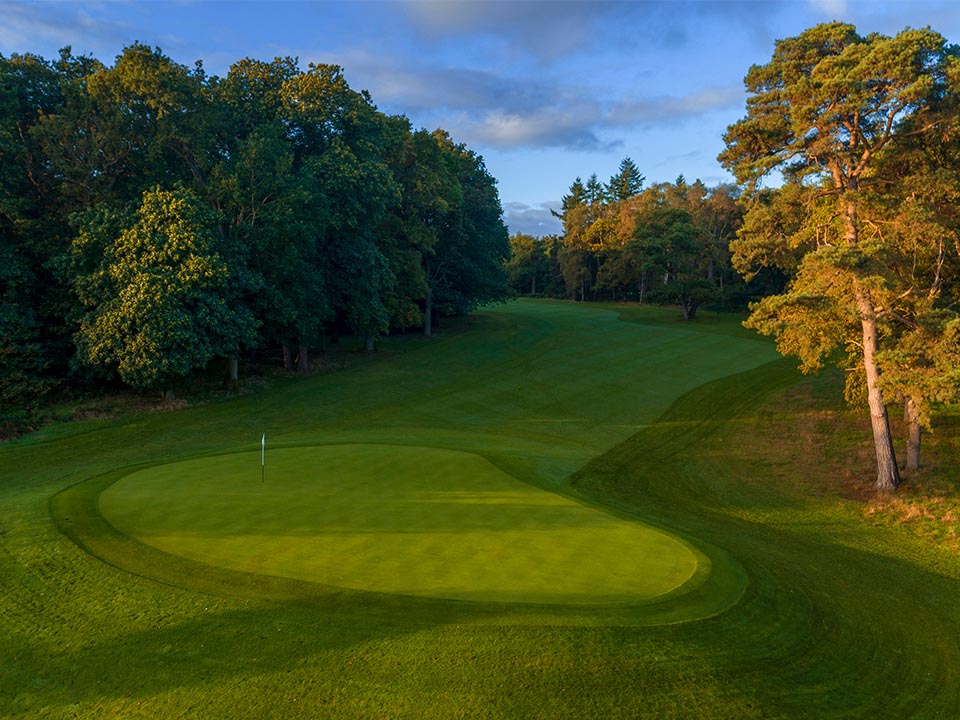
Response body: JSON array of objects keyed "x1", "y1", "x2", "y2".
[{"x1": 261, "y1": 432, "x2": 265, "y2": 482}]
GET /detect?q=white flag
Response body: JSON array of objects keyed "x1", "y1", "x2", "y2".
[{"x1": 261, "y1": 433, "x2": 265, "y2": 467}]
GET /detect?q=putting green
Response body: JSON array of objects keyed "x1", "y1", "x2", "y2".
[{"x1": 98, "y1": 444, "x2": 700, "y2": 604}]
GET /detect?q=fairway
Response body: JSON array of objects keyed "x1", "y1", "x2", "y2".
[
  {"x1": 8, "y1": 300, "x2": 960, "y2": 719},
  {"x1": 99, "y1": 445, "x2": 699, "y2": 603}
]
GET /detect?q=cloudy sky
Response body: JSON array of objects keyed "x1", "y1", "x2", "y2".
[{"x1": 3, "y1": 0, "x2": 958, "y2": 235}]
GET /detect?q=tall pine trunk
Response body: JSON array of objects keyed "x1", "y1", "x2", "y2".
[
  {"x1": 857, "y1": 291, "x2": 900, "y2": 490},
  {"x1": 282, "y1": 344, "x2": 292, "y2": 370},
  {"x1": 905, "y1": 396, "x2": 922, "y2": 471},
  {"x1": 298, "y1": 344, "x2": 309, "y2": 371},
  {"x1": 844, "y1": 182, "x2": 899, "y2": 491}
]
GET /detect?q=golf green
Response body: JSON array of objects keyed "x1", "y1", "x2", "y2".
[{"x1": 98, "y1": 444, "x2": 700, "y2": 604}]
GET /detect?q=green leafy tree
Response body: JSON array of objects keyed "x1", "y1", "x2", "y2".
[
  {"x1": 0, "y1": 52, "x2": 76, "y2": 415},
  {"x1": 634, "y1": 205, "x2": 714, "y2": 319},
  {"x1": 1, "y1": 45, "x2": 513, "y2": 406},
  {"x1": 35, "y1": 44, "x2": 203, "y2": 209},
  {"x1": 552, "y1": 176, "x2": 598, "y2": 300},
  {"x1": 423, "y1": 131, "x2": 509, "y2": 325},
  {"x1": 720, "y1": 22, "x2": 960, "y2": 490},
  {"x1": 73, "y1": 187, "x2": 258, "y2": 397},
  {"x1": 868, "y1": 129, "x2": 960, "y2": 469},
  {"x1": 314, "y1": 136, "x2": 397, "y2": 351},
  {"x1": 211, "y1": 58, "x2": 328, "y2": 369},
  {"x1": 506, "y1": 233, "x2": 548, "y2": 296},
  {"x1": 381, "y1": 121, "x2": 460, "y2": 334},
  {"x1": 282, "y1": 64, "x2": 399, "y2": 352}
]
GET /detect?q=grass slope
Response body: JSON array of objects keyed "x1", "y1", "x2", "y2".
[{"x1": 2, "y1": 299, "x2": 959, "y2": 718}]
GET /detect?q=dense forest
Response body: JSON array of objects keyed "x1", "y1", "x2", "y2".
[
  {"x1": 0, "y1": 45, "x2": 510, "y2": 421},
  {"x1": 506, "y1": 161, "x2": 785, "y2": 317}
]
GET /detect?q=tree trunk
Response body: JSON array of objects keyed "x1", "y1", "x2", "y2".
[
  {"x1": 364, "y1": 331, "x2": 376, "y2": 352},
  {"x1": 840, "y1": 179, "x2": 899, "y2": 490},
  {"x1": 530, "y1": 274, "x2": 536, "y2": 296},
  {"x1": 282, "y1": 344, "x2": 292, "y2": 370},
  {"x1": 858, "y1": 291, "x2": 901, "y2": 490},
  {"x1": 163, "y1": 388, "x2": 176, "y2": 402},
  {"x1": 639, "y1": 269, "x2": 647, "y2": 304},
  {"x1": 224, "y1": 354, "x2": 239, "y2": 390},
  {"x1": 298, "y1": 344, "x2": 309, "y2": 371},
  {"x1": 424, "y1": 292, "x2": 432, "y2": 337},
  {"x1": 905, "y1": 396, "x2": 922, "y2": 472}
]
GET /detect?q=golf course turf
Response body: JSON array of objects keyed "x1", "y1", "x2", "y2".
[
  {"x1": 97, "y1": 444, "x2": 700, "y2": 605},
  {"x1": 5, "y1": 299, "x2": 960, "y2": 718}
]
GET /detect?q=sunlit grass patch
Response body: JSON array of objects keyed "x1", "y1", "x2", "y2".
[{"x1": 99, "y1": 444, "x2": 699, "y2": 604}]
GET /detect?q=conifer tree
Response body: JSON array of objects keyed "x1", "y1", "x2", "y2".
[{"x1": 720, "y1": 23, "x2": 960, "y2": 490}]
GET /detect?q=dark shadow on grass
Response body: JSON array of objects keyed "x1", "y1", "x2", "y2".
[
  {"x1": 565, "y1": 357, "x2": 960, "y2": 717},
  {"x1": 4, "y1": 598, "x2": 446, "y2": 716}
]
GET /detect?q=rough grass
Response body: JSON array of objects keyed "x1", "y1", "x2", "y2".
[
  {"x1": 3, "y1": 299, "x2": 960, "y2": 718},
  {"x1": 754, "y1": 371, "x2": 960, "y2": 553}
]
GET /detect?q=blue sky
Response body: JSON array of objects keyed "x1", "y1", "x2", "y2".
[{"x1": 3, "y1": 1, "x2": 958, "y2": 236}]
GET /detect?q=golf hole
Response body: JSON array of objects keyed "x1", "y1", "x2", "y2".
[{"x1": 99, "y1": 444, "x2": 700, "y2": 604}]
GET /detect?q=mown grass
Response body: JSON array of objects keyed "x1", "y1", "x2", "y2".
[
  {"x1": 3, "y1": 299, "x2": 960, "y2": 718},
  {"x1": 96, "y1": 444, "x2": 699, "y2": 604}
]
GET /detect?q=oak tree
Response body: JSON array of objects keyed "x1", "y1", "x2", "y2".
[{"x1": 73, "y1": 187, "x2": 258, "y2": 397}]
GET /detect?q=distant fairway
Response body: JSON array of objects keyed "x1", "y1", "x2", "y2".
[{"x1": 99, "y1": 445, "x2": 698, "y2": 603}]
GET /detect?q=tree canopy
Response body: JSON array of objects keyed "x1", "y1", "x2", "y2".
[
  {"x1": 525, "y1": 164, "x2": 748, "y2": 315},
  {"x1": 0, "y1": 45, "x2": 509, "y2": 412}
]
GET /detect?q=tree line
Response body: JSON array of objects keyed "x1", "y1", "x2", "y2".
[
  {"x1": 507, "y1": 159, "x2": 785, "y2": 318},
  {"x1": 0, "y1": 45, "x2": 509, "y2": 416}
]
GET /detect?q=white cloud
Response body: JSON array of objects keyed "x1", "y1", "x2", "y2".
[
  {"x1": 403, "y1": 0, "x2": 597, "y2": 60},
  {"x1": 502, "y1": 201, "x2": 562, "y2": 237},
  {"x1": 608, "y1": 86, "x2": 744, "y2": 127},
  {"x1": 0, "y1": 1, "x2": 141, "y2": 57},
  {"x1": 808, "y1": 0, "x2": 850, "y2": 19},
  {"x1": 458, "y1": 108, "x2": 612, "y2": 151},
  {"x1": 333, "y1": 47, "x2": 746, "y2": 152}
]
